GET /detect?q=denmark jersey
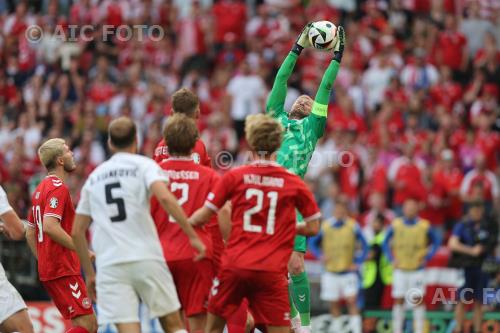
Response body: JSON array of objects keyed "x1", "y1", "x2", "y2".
[
  {"x1": 76, "y1": 153, "x2": 168, "y2": 270},
  {"x1": 154, "y1": 138, "x2": 211, "y2": 167},
  {"x1": 151, "y1": 157, "x2": 220, "y2": 261},
  {"x1": 205, "y1": 160, "x2": 321, "y2": 273},
  {"x1": 28, "y1": 176, "x2": 81, "y2": 281}
]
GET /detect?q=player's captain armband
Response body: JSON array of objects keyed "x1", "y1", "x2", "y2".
[{"x1": 311, "y1": 102, "x2": 328, "y2": 117}]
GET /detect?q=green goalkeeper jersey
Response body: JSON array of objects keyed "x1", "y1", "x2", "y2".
[{"x1": 266, "y1": 52, "x2": 340, "y2": 178}]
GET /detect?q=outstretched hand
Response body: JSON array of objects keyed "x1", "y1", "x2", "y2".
[
  {"x1": 295, "y1": 22, "x2": 313, "y2": 49},
  {"x1": 333, "y1": 25, "x2": 345, "y2": 63}
]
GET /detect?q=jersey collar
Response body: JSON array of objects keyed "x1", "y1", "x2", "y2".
[
  {"x1": 167, "y1": 156, "x2": 193, "y2": 161},
  {"x1": 250, "y1": 160, "x2": 280, "y2": 167}
]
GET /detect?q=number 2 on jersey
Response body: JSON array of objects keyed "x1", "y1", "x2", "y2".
[
  {"x1": 105, "y1": 182, "x2": 127, "y2": 222},
  {"x1": 243, "y1": 189, "x2": 278, "y2": 235},
  {"x1": 169, "y1": 182, "x2": 189, "y2": 223}
]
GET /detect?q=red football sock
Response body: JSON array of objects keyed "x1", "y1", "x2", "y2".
[{"x1": 66, "y1": 327, "x2": 89, "y2": 333}]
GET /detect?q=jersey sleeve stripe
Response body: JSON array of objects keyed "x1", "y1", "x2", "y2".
[
  {"x1": 204, "y1": 201, "x2": 219, "y2": 212},
  {"x1": 311, "y1": 102, "x2": 328, "y2": 117},
  {"x1": 43, "y1": 213, "x2": 62, "y2": 220},
  {"x1": 303, "y1": 212, "x2": 321, "y2": 222}
]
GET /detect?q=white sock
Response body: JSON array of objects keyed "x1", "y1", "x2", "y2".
[
  {"x1": 299, "y1": 326, "x2": 311, "y2": 333},
  {"x1": 329, "y1": 316, "x2": 341, "y2": 333},
  {"x1": 173, "y1": 330, "x2": 188, "y2": 333},
  {"x1": 349, "y1": 315, "x2": 362, "y2": 333},
  {"x1": 392, "y1": 304, "x2": 404, "y2": 333},
  {"x1": 414, "y1": 305, "x2": 426, "y2": 333},
  {"x1": 291, "y1": 315, "x2": 301, "y2": 331}
]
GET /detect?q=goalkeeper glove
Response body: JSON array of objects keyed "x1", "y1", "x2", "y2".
[
  {"x1": 292, "y1": 22, "x2": 312, "y2": 55},
  {"x1": 333, "y1": 25, "x2": 345, "y2": 63}
]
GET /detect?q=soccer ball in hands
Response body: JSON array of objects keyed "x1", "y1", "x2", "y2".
[{"x1": 308, "y1": 20, "x2": 337, "y2": 50}]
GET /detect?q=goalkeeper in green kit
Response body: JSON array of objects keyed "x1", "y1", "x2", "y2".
[{"x1": 266, "y1": 23, "x2": 345, "y2": 333}]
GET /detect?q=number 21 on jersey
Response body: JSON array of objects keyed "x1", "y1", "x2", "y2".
[{"x1": 243, "y1": 188, "x2": 278, "y2": 235}]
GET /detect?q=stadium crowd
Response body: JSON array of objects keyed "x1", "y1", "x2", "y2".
[{"x1": 0, "y1": 0, "x2": 499, "y2": 310}]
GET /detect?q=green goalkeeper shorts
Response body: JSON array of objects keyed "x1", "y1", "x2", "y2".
[{"x1": 293, "y1": 211, "x2": 307, "y2": 253}]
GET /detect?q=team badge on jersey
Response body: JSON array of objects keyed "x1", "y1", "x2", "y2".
[
  {"x1": 82, "y1": 297, "x2": 92, "y2": 309},
  {"x1": 192, "y1": 153, "x2": 201, "y2": 164},
  {"x1": 49, "y1": 197, "x2": 58, "y2": 208}
]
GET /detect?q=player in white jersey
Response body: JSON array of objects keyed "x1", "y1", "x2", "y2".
[
  {"x1": 71, "y1": 117, "x2": 206, "y2": 333},
  {"x1": 0, "y1": 185, "x2": 34, "y2": 333}
]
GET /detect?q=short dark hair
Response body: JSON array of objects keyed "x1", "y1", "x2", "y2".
[
  {"x1": 172, "y1": 88, "x2": 199, "y2": 117},
  {"x1": 163, "y1": 114, "x2": 198, "y2": 156},
  {"x1": 108, "y1": 117, "x2": 137, "y2": 149}
]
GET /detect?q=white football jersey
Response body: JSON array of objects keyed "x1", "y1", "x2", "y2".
[
  {"x1": 0, "y1": 185, "x2": 13, "y2": 280},
  {"x1": 76, "y1": 152, "x2": 168, "y2": 269},
  {"x1": 0, "y1": 185, "x2": 13, "y2": 216}
]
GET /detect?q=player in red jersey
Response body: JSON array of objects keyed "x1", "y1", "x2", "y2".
[
  {"x1": 153, "y1": 89, "x2": 251, "y2": 331},
  {"x1": 151, "y1": 114, "x2": 220, "y2": 332},
  {"x1": 153, "y1": 88, "x2": 211, "y2": 166},
  {"x1": 189, "y1": 114, "x2": 321, "y2": 333},
  {"x1": 25, "y1": 139, "x2": 97, "y2": 333}
]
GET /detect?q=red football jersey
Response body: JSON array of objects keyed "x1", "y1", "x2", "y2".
[
  {"x1": 151, "y1": 157, "x2": 220, "y2": 261},
  {"x1": 205, "y1": 161, "x2": 321, "y2": 273},
  {"x1": 153, "y1": 138, "x2": 211, "y2": 167},
  {"x1": 28, "y1": 176, "x2": 80, "y2": 281}
]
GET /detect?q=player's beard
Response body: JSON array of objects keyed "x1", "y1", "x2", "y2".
[{"x1": 63, "y1": 157, "x2": 77, "y2": 173}]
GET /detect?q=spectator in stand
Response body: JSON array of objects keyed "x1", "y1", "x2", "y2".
[
  {"x1": 224, "y1": 61, "x2": 267, "y2": 140},
  {"x1": 460, "y1": 1, "x2": 496, "y2": 57},
  {"x1": 460, "y1": 153, "x2": 499, "y2": 214},
  {"x1": 387, "y1": 143, "x2": 426, "y2": 215},
  {"x1": 201, "y1": 112, "x2": 238, "y2": 164},
  {"x1": 212, "y1": 0, "x2": 247, "y2": 47},
  {"x1": 433, "y1": 149, "x2": 464, "y2": 230},
  {"x1": 448, "y1": 200, "x2": 498, "y2": 333},
  {"x1": 435, "y1": 14, "x2": 468, "y2": 77},
  {"x1": 361, "y1": 192, "x2": 395, "y2": 243},
  {"x1": 400, "y1": 48, "x2": 439, "y2": 92}
]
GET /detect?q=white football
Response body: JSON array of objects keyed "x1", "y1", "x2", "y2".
[{"x1": 308, "y1": 20, "x2": 337, "y2": 50}]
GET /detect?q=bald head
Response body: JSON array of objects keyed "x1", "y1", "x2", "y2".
[{"x1": 108, "y1": 117, "x2": 137, "y2": 150}]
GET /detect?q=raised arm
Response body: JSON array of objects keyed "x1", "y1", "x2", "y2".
[
  {"x1": 306, "y1": 26, "x2": 345, "y2": 138},
  {"x1": 266, "y1": 24, "x2": 312, "y2": 121}
]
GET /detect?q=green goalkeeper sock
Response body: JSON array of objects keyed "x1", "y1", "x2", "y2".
[
  {"x1": 289, "y1": 282, "x2": 299, "y2": 319},
  {"x1": 291, "y1": 272, "x2": 311, "y2": 326}
]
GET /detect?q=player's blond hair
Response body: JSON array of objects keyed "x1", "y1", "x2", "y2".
[
  {"x1": 245, "y1": 114, "x2": 283, "y2": 155},
  {"x1": 38, "y1": 138, "x2": 65, "y2": 171},
  {"x1": 163, "y1": 113, "x2": 198, "y2": 156}
]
